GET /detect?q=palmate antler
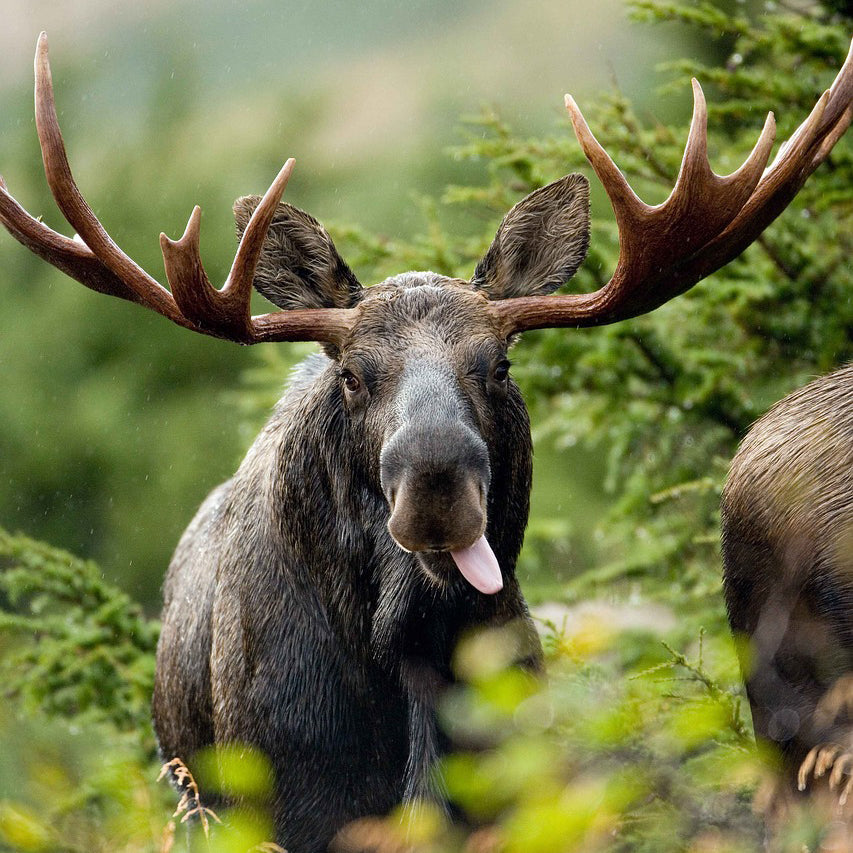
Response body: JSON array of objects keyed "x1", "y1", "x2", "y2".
[
  {"x1": 489, "y1": 39, "x2": 853, "y2": 336},
  {"x1": 1, "y1": 34, "x2": 851, "y2": 343},
  {"x1": 0, "y1": 33, "x2": 355, "y2": 346}
]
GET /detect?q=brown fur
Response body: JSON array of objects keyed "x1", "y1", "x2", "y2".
[
  {"x1": 155, "y1": 176, "x2": 591, "y2": 852},
  {"x1": 234, "y1": 197, "x2": 362, "y2": 309},
  {"x1": 471, "y1": 174, "x2": 590, "y2": 298},
  {"x1": 721, "y1": 364, "x2": 853, "y2": 824}
]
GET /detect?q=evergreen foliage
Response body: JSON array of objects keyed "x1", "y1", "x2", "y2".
[{"x1": 0, "y1": 527, "x2": 159, "y2": 740}]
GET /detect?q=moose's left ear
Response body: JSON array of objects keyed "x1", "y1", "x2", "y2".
[{"x1": 471, "y1": 174, "x2": 590, "y2": 300}]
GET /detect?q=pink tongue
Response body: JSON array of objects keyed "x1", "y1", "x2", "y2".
[{"x1": 450, "y1": 536, "x2": 503, "y2": 595}]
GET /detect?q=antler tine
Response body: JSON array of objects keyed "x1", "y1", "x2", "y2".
[
  {"x1": 160, "y1": 159, "x2": 296, "y2": 340},
  {"x1": 0, "y1": 33, "x2": 358, "y2": 346},
  {"x1": 493, "y1": 41, "x2": 852, "y2": 336},
  {"x1": 771, "y1": 38, "x2": 852, "y2": 174},
  {"x1": 33, "y1": 33, "x2": 183, "y2": 323},
  {"x1": 226, "y1": 159, "x2": 296, "y2": 300},
  {"x1": 0, "y1": 175, "x2": 143, "y2": 304},
  {"x1": 694, "y1": 38, "x2": 852, "y2": 279},
  {"x1": 677, "y1": 78, "x2": 711, "y2": 188},
  {"x1": 564, "y1": 94, "x2": 648, "y2": 230},
  {"x1": 678, "y1": 79, "x2": 776, "y2": 205},
  {"x1": 158, "y1": 156, "x2": 358, "y2": 346}
]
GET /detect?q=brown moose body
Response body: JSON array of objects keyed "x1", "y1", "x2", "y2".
[
  {"x1": 154, "y1": 276, "x2": 549, "y2": 848},
  {"x1": 722, "y1": 364, "x2": 853, "y2": 812}
]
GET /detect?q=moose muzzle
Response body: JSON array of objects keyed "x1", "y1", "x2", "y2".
[{"x1": 380, "y1": 402, "x2": 502, "y2": 594}]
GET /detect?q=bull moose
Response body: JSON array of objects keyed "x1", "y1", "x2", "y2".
[{"x1": 1, "y1": 32, "x2": 851, "y2": 852}]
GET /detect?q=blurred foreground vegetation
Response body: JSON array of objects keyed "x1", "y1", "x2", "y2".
[{"x1": 1, "y1": 0, "x2": 851, "y2": 849}]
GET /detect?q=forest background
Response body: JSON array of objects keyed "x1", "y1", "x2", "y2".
[{"x1": 0, "y1": 0, "x2": 850, "y2": 850}]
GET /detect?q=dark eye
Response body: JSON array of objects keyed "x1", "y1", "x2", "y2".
[
  {"x1": 493, "y1": 360, "x2": 511, "y2": 382},
  {"x1": 341, "y1": 370, "x2": 361, "y2": 393}
]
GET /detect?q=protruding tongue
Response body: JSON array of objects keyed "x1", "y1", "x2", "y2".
[{"x1": 450, "y1": 535, "x2": 503, "y2": 595}]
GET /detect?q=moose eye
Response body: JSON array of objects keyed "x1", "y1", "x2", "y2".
[
  {"x1": 493, "y1": 360, "x2": 511, "y2": 382},
  {"x1": 341, "y1": 370, "x2": 361, "y2": 394}
]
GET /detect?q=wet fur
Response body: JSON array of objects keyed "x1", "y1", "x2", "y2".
[
  {"x1": 471, "y1": 174, "x2": 590, "y2": 299},
  {"x1": 155, "y1": 176, "x2": 591, "y2": 851},
  {"x1": 154, "y1": 286, "x2": 538, "y2": 849},
  {"x1": 234, "y1": 198, "x2": 362, "y2": 309},
  {"x1": 721, "y1": 364, "x2": 853, "y2": 797}
]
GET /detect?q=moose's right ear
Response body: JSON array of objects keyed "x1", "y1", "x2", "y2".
[{"x1": 234, "y1": 197, "x2": 362, "y2": 310}]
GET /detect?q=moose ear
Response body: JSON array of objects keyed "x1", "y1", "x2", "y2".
[
  {"x1": 233, "y1": 196, "x2": 362, "y2": 310},
  {"x1": 471, "y1": 174, "x2": 590, "y2": 300}
]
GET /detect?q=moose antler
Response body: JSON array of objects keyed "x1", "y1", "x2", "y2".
[
  {"x1": 490, "y1": 38, "x2": 853, "y2": 336},
  {"x1": 2, "y1": 34, "x2": 851, "y2": 344},
  {"x1": 0, "y1": 33, "x2": 355, "y2": 345}
]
